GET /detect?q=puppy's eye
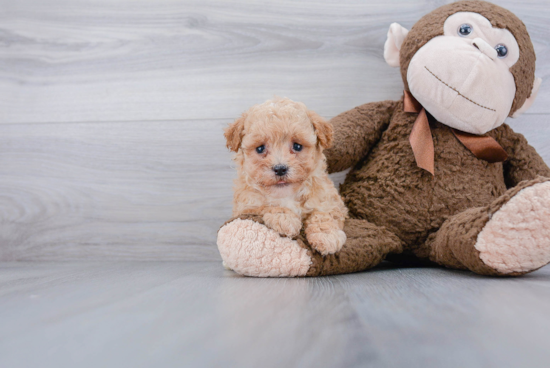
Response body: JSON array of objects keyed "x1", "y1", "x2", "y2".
[
  {"x1": 495, "y1": 44, "x2": 508, "y2": 58},
  {"x1": 293, "y1": 143, "x2": 303, "y2": 152},
  {"x1": 458, "y1": 23, "x2": 473, "y2": 37},
  {"x1": 256, "y1": 145, "x2": 265, "y2": 154}
]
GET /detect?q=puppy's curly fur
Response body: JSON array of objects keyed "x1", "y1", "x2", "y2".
[{"x1": 224, "y1": 97, "x2": 348, "y2": 255}]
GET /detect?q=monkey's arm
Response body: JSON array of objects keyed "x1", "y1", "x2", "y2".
[
  {"x1": 493, "y1": 123, "x2": 550, "y2": 187},
  {"x1": 325, "y1": 100, "x2": 399, "y2": 174}
]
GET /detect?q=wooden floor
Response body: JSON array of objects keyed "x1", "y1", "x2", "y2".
[{"x1": 1, "y1": 262, "x2": 550, "y2": 368}]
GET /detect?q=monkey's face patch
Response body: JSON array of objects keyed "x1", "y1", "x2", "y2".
[{"x1": 407, "y1": 12, "x2": 520, "y2": 134}]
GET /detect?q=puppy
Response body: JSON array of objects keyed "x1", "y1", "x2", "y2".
[{"x1": 224, "y1": 97, "x2": 348, "y2": 255}]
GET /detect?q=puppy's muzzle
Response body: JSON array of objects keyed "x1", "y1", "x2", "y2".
[{"x1": 273, "y1": 164, "x2": 288, "y2": 177}]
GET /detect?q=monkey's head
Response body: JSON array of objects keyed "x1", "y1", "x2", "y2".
[{"x1": 384, "y1": 0, "x2": 541, "y2": 134}]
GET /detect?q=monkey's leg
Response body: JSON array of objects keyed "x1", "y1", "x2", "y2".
[
  {"x1": 427, "y1": 177, "x2": 550, "y2": 276},
  {"x1": 217, "y1": 215, "x2": 403, "y2": 277}
]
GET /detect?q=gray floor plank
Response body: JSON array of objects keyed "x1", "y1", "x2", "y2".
[
  {"x1": 1, "y1": 262, "x2": 549, "y2": 368},
  {"x1": 1, "y1": 0, "x2": 549, "y2": 124}
]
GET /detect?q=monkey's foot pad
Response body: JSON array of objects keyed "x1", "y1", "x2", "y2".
[
  {"x1": 217, "y1": 219, "x2": 311, "y2": 277},
  {"x1": 476, "y1": 181, "x2": 550, "y2": 274}
]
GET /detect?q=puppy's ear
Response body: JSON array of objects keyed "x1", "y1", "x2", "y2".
[
  {"x1": 224, "y1": 114, "x2": 246, "y2": 152},
  {"x1": 307, "y1": 110, "x2": 333, "y2": 149}
]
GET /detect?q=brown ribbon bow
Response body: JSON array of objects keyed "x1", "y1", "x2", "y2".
[{"x1": 404, "y1": 90, "x2": 508, "y2": 175}]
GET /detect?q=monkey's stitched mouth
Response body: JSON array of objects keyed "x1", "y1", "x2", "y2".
[{"x1": 424, "y1": 66, "x2": 496, "y2": 112}]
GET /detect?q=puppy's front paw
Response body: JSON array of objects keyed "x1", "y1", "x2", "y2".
[
  {"x1": 263, "y1": 212, "x2": 302, "y2": 237},
  {"x1": 307, "y1": 229, "x2": 346, "y2": 255}
]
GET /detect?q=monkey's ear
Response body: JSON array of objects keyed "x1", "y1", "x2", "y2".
[
  {"x1": 224, "y1": 114, "x2": 246, "y2": 152},
  {"x1": 308, "y1": 110, "x2": 333, "y2": 149},
  {"x1": 511, "y1": 78, "x2": 542, "y2": 118},
  {"x1": 384, "y1": 23, "x2": 409, "y2": 68}
]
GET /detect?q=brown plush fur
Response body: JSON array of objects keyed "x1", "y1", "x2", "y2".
[
  {"x1": 323, "y1": 95, "x2": 550, "y2": 276},
  {"x1": 225, "y1": 98, "x2": 348, "y2": 255}
]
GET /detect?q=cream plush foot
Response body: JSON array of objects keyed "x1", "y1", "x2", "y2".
[
  {"x1": 217, "y1": 219, "x2": 312, "y2": 277},
  {"x1": 475, "y1": 180, "x2": 550, "y2": 274}
]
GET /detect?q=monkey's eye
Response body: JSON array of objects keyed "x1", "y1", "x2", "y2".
[
  {"x1": 495, "y1": 44, "x2": 508, "y2": 58},
  {"x1": 256, "y1": 145, "x2": 265, "y2": 154},
  {"x1": 458, "y1": 24, "x2": 473, "y2": 37},
  {"x1": 293, "y1": 143, "x2": 303, "y2": 152}
]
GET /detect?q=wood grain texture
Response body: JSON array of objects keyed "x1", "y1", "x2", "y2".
[
  {"x1": 0, "y1": 0, "x2": 549, "y2": 124},
  {"x1": 1, "y1": 261, "x2": 550, "y2": 368},
  {"x1": 0, "y1": 0, "x2": 549, "y2": 260},
  {"x1": 0, "y1": 119, "x2": 234, "y2": 260}
]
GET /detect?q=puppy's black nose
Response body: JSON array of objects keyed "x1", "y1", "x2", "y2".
[{"x1": 273, "y1": 164, "x2": 288, "y2": 177}]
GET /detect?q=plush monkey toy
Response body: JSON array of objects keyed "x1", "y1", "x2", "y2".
[{"x1": 217, "y1": 0, "x2": 550, "y2": 277}]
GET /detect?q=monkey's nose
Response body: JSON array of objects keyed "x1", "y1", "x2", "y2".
[
  {"x1": 273, "y1": 164, "x2": 288, "y2": 176},
  {"x1": 471, "y1": 38, "x2": 497, "y2": 60}
]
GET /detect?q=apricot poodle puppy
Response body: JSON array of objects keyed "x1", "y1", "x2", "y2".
[{"x1": 224, "y1": 97, "x2": 348, "y2": 255}]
